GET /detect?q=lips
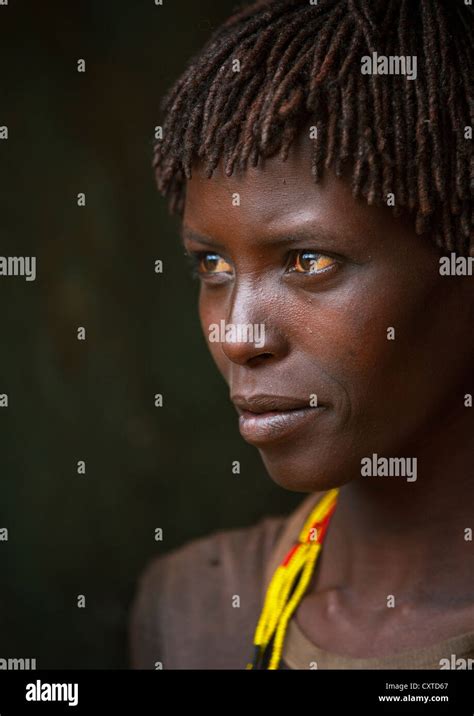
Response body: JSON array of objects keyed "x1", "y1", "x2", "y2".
[{"x1": 232, "y1": 394, "x2": 325, "y2": 445}]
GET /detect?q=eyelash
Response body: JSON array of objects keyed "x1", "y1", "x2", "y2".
[
  {"x1": 185, "y1": 250, "x2": 340, "y2": 279},
  {"x1": 185, "y1": 251, "x2": 208, "y2": 280}
]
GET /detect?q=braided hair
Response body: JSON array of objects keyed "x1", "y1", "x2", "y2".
[{"x1": 152, "y1": 0, "x2": 473, "y2": 256}]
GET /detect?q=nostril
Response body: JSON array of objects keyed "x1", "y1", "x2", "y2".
[{"x1": 248, "y1": 352, "x2": 273, "y2": 367}]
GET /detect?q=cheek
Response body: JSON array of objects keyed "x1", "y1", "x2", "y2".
[
  {"x1": 198, "y1": 291, "x2": 229, "y2": 378},
  {"x1": 291, "y1": 291, "x2": 397, "y2": 412},
  {"x1": 296, "y1": 271, "x2": 461, "y2": 438}
]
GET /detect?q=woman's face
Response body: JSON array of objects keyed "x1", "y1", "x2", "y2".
[{"x1": 182, "y1": 130, "x2": 474, "y2": 493}]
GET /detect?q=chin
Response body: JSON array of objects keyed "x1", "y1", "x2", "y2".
[{"x1": 259, "y1": 448, "x2": 354, "y2": 494}]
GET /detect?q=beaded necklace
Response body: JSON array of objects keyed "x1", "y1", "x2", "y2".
[{"x1": 246, "y1": 488, "x2": 339, "y2": 670}]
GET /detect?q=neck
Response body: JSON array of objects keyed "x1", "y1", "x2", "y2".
[{"x1": 319, "y1": 405, "x2": 474, "y2": 604}]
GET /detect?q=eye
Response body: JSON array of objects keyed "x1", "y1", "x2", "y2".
[
  {"x1": 186, "y1": 251, "x2": 233, "y2": 279},
  {"x1": 199, "y1": 252, "x2": 232, "y2": 274},
  {"x1": 287, "y1": 250, "x2": 338, "y2": 275}
]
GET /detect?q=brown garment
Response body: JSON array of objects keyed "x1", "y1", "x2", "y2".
[
  {"x1": 129, "y1": 492, "x2": 474, "y2": 669},
  {"x1": 129, "y1": 512, "x2": 287, "y2": 669}
]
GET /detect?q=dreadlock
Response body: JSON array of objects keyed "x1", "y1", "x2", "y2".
[{"x1": 152, "y1": 0, "x2": 473, "y2": 256}]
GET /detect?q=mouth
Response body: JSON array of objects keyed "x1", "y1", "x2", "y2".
[{"x1": 232, "y1": 395, "x2": 326, "y2": 445}]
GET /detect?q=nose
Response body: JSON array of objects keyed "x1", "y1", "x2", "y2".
[{"x1": 216, "y1": 281, "x2": 289, "y2": 367}]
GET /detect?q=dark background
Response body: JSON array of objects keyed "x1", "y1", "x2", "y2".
[{"x1": 0, "y1": 0, "x2": 301, "y2": 668}]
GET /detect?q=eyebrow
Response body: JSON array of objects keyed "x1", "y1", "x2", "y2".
[
  {"x1": 181, "y1": 227, "x2": 227, "y2": 251},
  {"x1": 180, "y1": 224, "x2": 344, "y2": 250}
]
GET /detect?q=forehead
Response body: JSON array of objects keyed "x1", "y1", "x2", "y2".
[
  {"x1": 182, "y1": 127, "x2": 398, "y2": 246},
  {"x1": 187, "y1": 156, "x2": 307, "y2": 200},
  {"x1": 184, "y1": 121, "x2": 313, "y2": 227}
]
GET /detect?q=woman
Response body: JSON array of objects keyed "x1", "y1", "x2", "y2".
[{"x1": 130, "y1": 0, "x2": 474, "y2": 669}]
